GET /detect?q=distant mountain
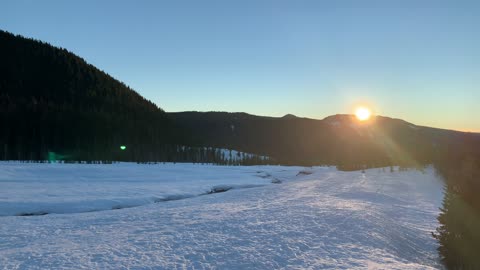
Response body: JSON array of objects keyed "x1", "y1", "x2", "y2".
[
  {"x1": 0, "y1": 30, "x2": 181, "y2": 161},
  {"x1": 281, "y1": 114, "x2": 298, "y2": 119},
  {"x1": 169, "y1": 111, "x2": 480, "y2": 168}
]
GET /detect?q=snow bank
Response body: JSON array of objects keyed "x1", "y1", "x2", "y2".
[
  {"x1": 0, "y1": 162, "x2": 296, "y2": 216},
  {"x1": 0, "y1": 163, "x2": 445, "y2": 269}
]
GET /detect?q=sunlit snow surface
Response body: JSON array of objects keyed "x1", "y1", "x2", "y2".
[{"x1": 0, "y1": 162, "x2": 444, "y2": 269}]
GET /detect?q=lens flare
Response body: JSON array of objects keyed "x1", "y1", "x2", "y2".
[{"x1": 355, "y1": 107, "x2": 371, "y2": 121}]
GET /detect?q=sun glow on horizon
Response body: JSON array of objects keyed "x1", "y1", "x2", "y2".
[{"x1": 355, "y1": 107, "x2": 371, "y2": 121}]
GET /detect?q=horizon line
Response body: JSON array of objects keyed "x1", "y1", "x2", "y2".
[{"x1": 166, "y1": 110, "x2": 480, "y2": 134}]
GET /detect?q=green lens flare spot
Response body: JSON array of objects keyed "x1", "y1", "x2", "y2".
[
  {"x1": 120, "y1": 145, "x2": 126, "y2": 150},
  {"x1": 48, "y1": 152, "x2": 56, "y2": 162}
]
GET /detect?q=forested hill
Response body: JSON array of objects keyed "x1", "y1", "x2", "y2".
[
  {"x1": 169, "y1": 111, "x2": 480, "y2": 168},
  {"x1": 0, "y1": 30, "x2": 182, "y2": 161}
]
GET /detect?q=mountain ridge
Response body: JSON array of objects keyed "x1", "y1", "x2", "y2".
[
  {"x1": 171, "y1": 111, "x2": 479, "y2": 134},
  {"x1": 2, "y1": 29, "x2": 479, "y2": 168}
]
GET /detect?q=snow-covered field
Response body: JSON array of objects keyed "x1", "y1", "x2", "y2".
[{"x1": 0, "y1": 162, "x2": 445, "y2": 269}]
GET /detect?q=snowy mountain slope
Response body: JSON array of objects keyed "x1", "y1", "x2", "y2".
[{"x1": 0, "y1": 163, "x2": 444, "y2": 269}]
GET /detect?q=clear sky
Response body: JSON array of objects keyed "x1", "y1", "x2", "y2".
[{"x1": 1, "y1": 0, "x2": 479, "y2": 131}]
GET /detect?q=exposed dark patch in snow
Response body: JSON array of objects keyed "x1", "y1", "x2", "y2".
[
  {"x1": 207, "y1": 184, "x2": 266, "y2": 194},
  {"x1": 16, "y1": 211, "x2": 48, "y2": 217},
  {"x1": 271, "y1": 178, "x2": 282, "y2": 184},
  {"x1": 256, "y1": 170, "x2": 284, "y2": 184},
  {"x1": 154, "y1": 194, "x2": 194, "y2": 203},
  {"x1": 296, "y1": 170, "x2": 313, "y2": 176},
  {"x1": 208, "y1": 185, "x2": 233, "y2": 194},
  {"x1": 110, "y1": 205, "x2": 140, "y2": 211},
  {"x1": 256, "y1": 171, "x2": 272, "y2": 178}
]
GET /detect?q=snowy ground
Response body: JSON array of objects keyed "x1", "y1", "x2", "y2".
[{"x1": 0, "y1": 162, "x2": 445, "y2": 269}]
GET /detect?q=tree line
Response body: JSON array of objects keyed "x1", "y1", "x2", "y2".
[{"x1": 432, "y1": 133, "x2": 480, "y2": 269}]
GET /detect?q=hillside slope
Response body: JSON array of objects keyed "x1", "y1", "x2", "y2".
[
  {"x1": 169, "y1": 111, "x2": 480, "y2": 167},
  {"x1": 0, "y1": 30, "x2": 181, "y2": 161}
]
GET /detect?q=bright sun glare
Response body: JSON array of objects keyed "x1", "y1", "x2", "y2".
[{"x1": 355, "y1": 107, "x2": 371, "y2": 121}]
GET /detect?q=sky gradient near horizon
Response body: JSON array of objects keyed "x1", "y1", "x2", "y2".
[{"x1": 1, "y1": 0, "x2": 479, "y2": 131}]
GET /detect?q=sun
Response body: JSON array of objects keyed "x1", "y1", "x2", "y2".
[{"x1": 355, "y1": 107, "x2": 371, "y2": 121}]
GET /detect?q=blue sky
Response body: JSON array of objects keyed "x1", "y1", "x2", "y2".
[{"x1": 1, "y1": 0, "x2": 479, "y2": 131}]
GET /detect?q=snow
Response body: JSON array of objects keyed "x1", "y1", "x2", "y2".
[
  {"x1": 0, "y1": 163, "x2": 278, "y2": 216},
  {"x1": 0, "y1": 162, "x2": 445, "y2": 269}
]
